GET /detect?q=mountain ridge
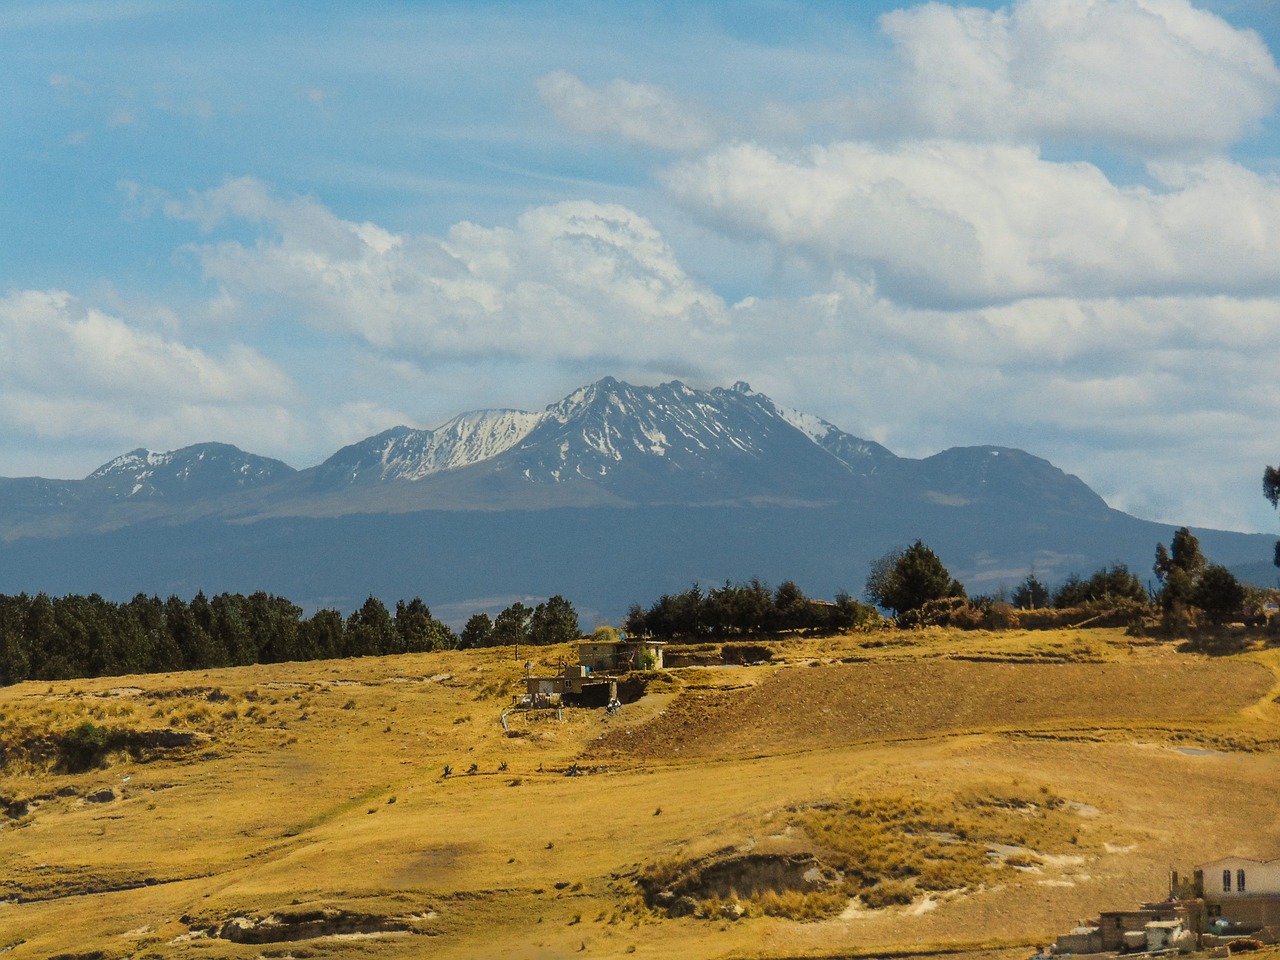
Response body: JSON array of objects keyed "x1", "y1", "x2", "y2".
[
  {"x1": 0, "y1": 377, "x2": 1272, "y2": 619},
  {"x1": 0, "y1": 377, "x2": 1095, "y2": 519}
]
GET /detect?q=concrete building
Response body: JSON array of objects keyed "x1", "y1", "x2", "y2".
[
  {"x1": 1196, "y1": 856, "x2": 1280, "y2": 926},
  {"x1": 1144, "y1": 919, "x2": 1186, "y2": 951},
  {"x1": 576, "y1": 638, "x2": 665, "y2": 673}
]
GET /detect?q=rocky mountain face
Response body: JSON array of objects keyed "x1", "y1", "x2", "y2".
[
  {"x1": 0, "y1": 378, "x2": 1271, "y2": 619},
  {"x1": 83, "y1": 443, "x2": 297, "y2": 500},
  {"x1": 299, "y1": 377, "x2": 1072, "y2": 511},
  {"x1": 0, "y1": 378, "x2": 1102, "y2": 516}
]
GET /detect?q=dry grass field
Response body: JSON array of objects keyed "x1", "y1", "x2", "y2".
[{"x1": 0, "y1": 627, "x2": 1278, "y2": 959}]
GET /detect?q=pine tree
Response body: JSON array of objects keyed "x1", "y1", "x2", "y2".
[{"x1": 864, "y1": 541, "x2": 965, "y2": 615}]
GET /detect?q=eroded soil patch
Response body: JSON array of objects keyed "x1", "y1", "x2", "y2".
[
  {"x1": 216, "y1": 908, "x2": 425, "y2": 943},
  {"x1": 637, "y1": 785, "x2": 1094, "y2": 921}
]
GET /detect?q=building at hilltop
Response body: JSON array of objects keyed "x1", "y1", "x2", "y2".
[
  {"x1": 519, "y1": 637, "x2": 665, "y2": 709},
  {"x1": 575, "y1": 637, "x2": 665, "y2": 673}
]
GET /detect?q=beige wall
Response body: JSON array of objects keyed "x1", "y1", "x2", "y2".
[
  {"x1": 577, "y1": 641, "x2": 664, "y2": 672},
  {"x1": 1201, "y1": 858, "x2": 1280, "y2": 899}
]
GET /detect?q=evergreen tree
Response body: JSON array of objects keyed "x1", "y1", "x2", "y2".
[
  {"x1": 1192, "y1": 564, "x2": 1246, "y2": 624},
  {"x1": 774, "y1": 580, "x2": 816, "y2": 631},
  {"x1": 1266, "y1": 464, "x2": 1280, "y2": 567},
  {"x1": 299, "y1": 608, "x2": 344, "y2": 661},
  {"x1": 1012, "y1": 571, "x2": 1050, "y2": 609},
  {"x1": 1053, "y1": 564, "x2": 1147, "y2": 608},
  {"x1": 395, "y1": 597, "x2": 456, "y2": 652},
  {"x1": 0, "y1": 594, "x2": 31, "y2": 685},
  {"x1": 459, "y1": 612, "x2": 494, "y2": 649},
  {"x1": 527, "y1": 595, "x2": 580, "y2": 646},
  {"x1": 211, "y1": 593, "x2": 255, "y2": 666},
  {"x1": 244, "y1": 592, "x2": 304, "y2": 663},
  {"x1": 344, "y1": 596, "x2": 396, "y2": 658},
  {"x1": 864, "y1": 541, "x2": 965, "y2": 616},
  {"x1": 492, "y1": 603, "x2": 532, "y2": 648}
]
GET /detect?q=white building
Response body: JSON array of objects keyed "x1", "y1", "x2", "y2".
[{"x1": 1197, "y1": 856, "x2": 1280, "y2": 927}]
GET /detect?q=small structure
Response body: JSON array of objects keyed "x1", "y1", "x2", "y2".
[
  {"x1": 1054, "y1": 925, "x2": 1102, "y2": 954},
  {"x1": 576, "y1": 638, "x2": 665, "y2": 673},
  {"x1": 513, "y1": 636, "x2": 664, "y2": 714},
  {"x1": 1097, "y1": 906, "x2": 1182, "y2": 951},
  {"x1": 1051, "y1": 901, "x2": 1198, "y2": 955},
  {"x1": 1196, "y1": 856, "x2": 1280, "y2": 927},
  {"x1": 1145, "y1": 919, "x2": 1185, "y2": 951}
]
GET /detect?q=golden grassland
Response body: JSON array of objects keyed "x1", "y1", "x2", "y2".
[{"x1": 0, "y1": 627, "x2": 1277, "y2": 959}]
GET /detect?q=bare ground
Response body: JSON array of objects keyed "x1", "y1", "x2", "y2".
[{"x1": 0, "y1": 631, "x2": 1276, "y2": 960}]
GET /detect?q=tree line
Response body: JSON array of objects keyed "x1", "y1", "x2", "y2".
[
  {"x1": 862, "y1": 530, "x2": 1261, "y2": 628},
  {"x1": 0, "y1": 590, "x2": 582, "y2": 686},
  {"x1": 622, "y1": 579, "x2": 879, "y2": 640}
]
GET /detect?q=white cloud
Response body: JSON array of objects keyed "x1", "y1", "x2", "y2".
[
  {"x1": 537, "y1": 70, "x2": 719, "y2": 152},
  {"x1": 143, "y1": 173, "x2": 1280, "y2": 530},
  {"x1": 720, "y1": 287, "x2": 1280, "y2": 531},
  {"x1": 879, "y1": 0, "x2": 1280, "y2": 153},
  {"x1": 0, "y1": 288, "x2": 298, "y2": 459},
  {"x1": 663, "y1": 141, "x2": 1280, "y2": 306},
  {"x1": 167, "y1": 178, "x2": 730, "y2": 363}
]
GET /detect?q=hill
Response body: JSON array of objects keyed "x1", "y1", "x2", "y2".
[
  {"x1": 0, "y1": 378, "x2": 1273, "y2": 620},
  {"x1": 0, "y1": 628, "x2": 1278, "y2": 959}
]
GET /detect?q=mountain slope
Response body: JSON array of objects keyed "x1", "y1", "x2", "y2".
[
  {"x1": 0, "y1": 377, "x2": 1273, "y2": 616},
  {"x1": 82, "y1": 443, "x2": 297, "y2": 501},
  {"x1": 302, "y1": 378, "x2": 870, "y2": 506}
]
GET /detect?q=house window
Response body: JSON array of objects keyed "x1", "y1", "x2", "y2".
[
  {"x1": 1237, "y1": 870, "x2": 1246, "y2": 893},
  {"x1": 1224, "y1": 870, "x2": 1232, "y2": 893}
]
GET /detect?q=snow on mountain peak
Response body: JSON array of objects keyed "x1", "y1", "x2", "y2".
[
  {"x1": 311, "y1": 378, "x2": 893, "y2": 491},
  {"x1": 372, "y1": 409, "x2": 546, "y2": 480},
  {"x1": 82, "y1": 443, "x2": 296, "y2": 499},
  {"x1": 87, "y1": 448, "x2": 170, "y2": 480}
]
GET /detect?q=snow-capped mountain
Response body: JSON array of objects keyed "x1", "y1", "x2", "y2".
[
  {"x1": 0, "y1": 378, "x2": 1107, "y2": 516},
  {"x1": 307, "y1": 377, "x2": 893, "y2": 504},
  {"x1": 312, "y1": 409, "x2": 544, "y2": 486},
  {"x1": 82, "y1": 443, "x2": 296, "y2": 500},
  {"x1": 1, "y1": 377, "x2": 1273, "y2": 620}
]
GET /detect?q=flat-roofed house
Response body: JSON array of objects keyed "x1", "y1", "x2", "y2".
[{"x1": 576, "y1": 638, "x2": 665, "y2": 674}]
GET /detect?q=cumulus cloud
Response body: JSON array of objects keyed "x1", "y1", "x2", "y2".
[
  {"x1": 137, "y1": 164, "x2": 1280, "y2": 530},
  {"x1": 0, "y1": 288, "x2": 298, "y2": 459},
  {"x1": 167, "y1": 178, "x2": 730, "y2": 363},
  {"x1": 879, "y1": 0, "x2": 1280, "y2": 153},
  {"x1": 663, "y1": 141, "x2": 1280, "y2": 306},
  {"x1": 721, "y1": 286, "x2": 1280, "y2": 530},
  {"x1": 537, "y1": 70, "x2": 719, "y2": 152}
]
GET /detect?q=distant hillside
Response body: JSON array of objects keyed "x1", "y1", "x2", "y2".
[{"x1": 0, "y1": 378, "x2": 1273, "y2": 619}]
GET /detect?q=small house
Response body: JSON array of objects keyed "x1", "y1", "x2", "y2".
[
  {"x1": 1097, "y1": 906, "x2": 1182, "y2": 951},
  {"x1": 576, "y1": 638, "x2": 665, "y2": 674},
  {"x1": 1053, "y1": 925, "x2": 1102, "y2": 954},
  {"x1": 1196, "y1": 856, "x2": 1280, "y2": 926}
]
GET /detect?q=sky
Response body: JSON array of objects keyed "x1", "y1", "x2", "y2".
[{"x1": 3, "y1": 0, "x2": 1280, "y2": 534}]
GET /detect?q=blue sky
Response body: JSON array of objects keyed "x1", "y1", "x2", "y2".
[{"x1": 4, "y1": 0, "x2": 1280, "y2": 534}]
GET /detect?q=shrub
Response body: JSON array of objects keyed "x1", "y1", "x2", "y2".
[
  {"x1": 58, "y1": 722, "x2": 110, "y2": 773},
  {"x1": 861, "y1": 878, "x2": 916, "y2": 908}
]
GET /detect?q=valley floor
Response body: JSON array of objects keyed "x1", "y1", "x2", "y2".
[{"x1": 1, "y1": 628, "x2": 1278, "y2": 959}]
